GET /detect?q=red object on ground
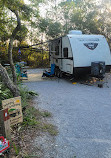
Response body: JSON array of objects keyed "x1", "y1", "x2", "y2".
[{"x1": 0, "y1": 136, "x2": 10, "y2": 155}]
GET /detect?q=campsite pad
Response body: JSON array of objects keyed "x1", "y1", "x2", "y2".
[
  {"x1": 24, "y1": 69, "x2": 111, "y2": 158},
  {"x1": 22, "y1": 68, "x2": 58, "y2": 82},
  {"x1": 23, "y1": 68, "x2": 111, "y2": 88},
  {"x1": 76, "y1": 73, "x2": 111, "y2": 87}
]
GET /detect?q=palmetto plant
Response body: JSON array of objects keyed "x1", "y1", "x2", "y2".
[{"x1": 0, "y1": 81, "x2": 13, "y2": 109}]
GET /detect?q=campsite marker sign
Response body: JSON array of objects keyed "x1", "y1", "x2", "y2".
[
  {"x1": 2, "y1": 96, "x2": 23, "y2": 126},
  {"x1": 0, "y1": 96, "x2": 23, "y2": 155}
]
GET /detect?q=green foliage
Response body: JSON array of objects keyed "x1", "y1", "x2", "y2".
[
  {"x1": 22, "y1": 106, "x2": 40, "y2": 127},
  {"x1": 15, "y1": 25, "x2": 28, "y2": 42},
  {"x1": 1, "y1": 0, "x2": 111, "y2": 69},
  {"x1": 42, "y1": 111, "x2": 52, "y2": 117},
  {"x1": 18, "y1": 85, "x2": 39, "y2": 127},
  {"x1": 21, "y1": 104, "x2": 58, "y2": 136},
  {"x1": 39, "y1": 18, "x2": 49, "y2": 32},
  {"x1": 0, "y1": 0, "x2": 42, "y2": 43},
  {"x1": 42, "y1": 123, "x2": 58, "y2": 136},
  {"x1": 47, "y1": 22, "x2": 62, "y2": 38},
  {"x1": 0, "y1": 5, "x2": 9, "y2": 41},
  {"x1": 57, "y1": 0, "x2": 100, "y2": 34},
  {"x1": 28, "y1": 90, "x2": 38, "y2": 96},
  {"x1": 22, "y1": 106, "x2": 52, "y2": 127},
  {"x1": 27, "y1": 50, "x2": 49, "y2": 68},
  {"x1": 0, "y1": 80, "x2": 13, "y2": 109},
  {"x1": 23, "y1": 114, "x2": 39, "y2": 126},
  {"x1": 41, "y1": 111, "x2": 52, "y2": 117},
  {"x1": 0, "y1": 77, "x2": 38, "y2": 110},
  {"x1": 39, "y1": 0, "x2": 111, "y2": 46},
  {"x1": 18, "y1": 84, "x2": 38, "y2": 108},
  {"x1": 39, "y1": 18, "x2": 63, "y2": 38},
  {"x1": 13, "y1": 143, "x2": 20, "y2": 156}
]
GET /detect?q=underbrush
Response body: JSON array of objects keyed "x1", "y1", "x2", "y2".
[
  {"x1": 0, "y1": 81, "x2": 13, "y2": 109},
  {"x1": 11, "y1": 84, "x2": 57, "y2": 157},
  {"x1": 0, "y1": 73, "x2": 58, "y2": 157}
]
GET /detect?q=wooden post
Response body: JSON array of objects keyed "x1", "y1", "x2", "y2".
[
  {"x1": 0, "y1": 109, "x2": 6, "y2": 137},
  {"x1": 0, "y1": 109, "x2": 10, "y2": 139}
]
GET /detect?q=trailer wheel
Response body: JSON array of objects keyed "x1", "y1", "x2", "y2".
[
  {"x1": 57, "y1": 70, "x2": 62, "y2": 78},
  {"x1": 54, "y1": 68, "x2": 57, "y2": 76},
  {"x1": 59, "y1": 71, "x2": 62, "y2": 78},
  {"x1": 58, "y1": 72, "x2": 60, "y2": 78},
  {"x1": 56, "y1": 71, "x2": 59, "y2": 78}
]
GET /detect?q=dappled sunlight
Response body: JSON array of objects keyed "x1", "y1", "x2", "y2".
[{"x1": 26, "y1": 73, "x2": 43, "y2": 82}]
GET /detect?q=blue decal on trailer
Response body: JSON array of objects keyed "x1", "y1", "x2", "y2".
[{"x1": 84, "y1": 43, "x2": 98, "y2": 50}]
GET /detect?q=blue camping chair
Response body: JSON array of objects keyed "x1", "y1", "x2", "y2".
[
  {"x1": 42, "y1": 64, "x2": 55, "y2": 77},
  {"x1": 15, "y1": 64, "x2": 28, "y2": 79}
]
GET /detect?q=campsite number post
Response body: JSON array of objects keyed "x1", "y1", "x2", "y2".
[{"x1": 0, "y1": 109, "x2": 10, "y2": 139}]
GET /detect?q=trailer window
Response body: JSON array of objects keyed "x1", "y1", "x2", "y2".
[
  {"x1": 55, "y1": 46, "x2": 59, "y2": 55},
  {"x1": 63, "y1": 48, "x2": 68, "y2": 58}
]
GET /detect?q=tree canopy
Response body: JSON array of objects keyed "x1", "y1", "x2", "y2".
[
  {"x1": 0, "y1": 0, "x2": 44, "y2": 97},
  {"x1": 0, "y1": 0, "x2": 111, "y2": 69}
]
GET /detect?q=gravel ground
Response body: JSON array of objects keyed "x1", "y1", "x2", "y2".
[{"x1": 24, "y1": 69, "x2": 111, "y2": 158}]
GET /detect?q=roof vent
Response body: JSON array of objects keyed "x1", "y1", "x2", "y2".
[{"x1": 69, "y1": 30, "x2": 82, "y2": 35}]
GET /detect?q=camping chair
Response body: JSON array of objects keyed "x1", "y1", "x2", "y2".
[
  {"x1": 42, "y1": 64, "x2": 55, "y2": 77},
  {"x1": 15, "y1": 64, "x2": 28, "y2": 79}
]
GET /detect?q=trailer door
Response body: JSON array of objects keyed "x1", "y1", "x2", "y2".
[{"x1": 61, "y1": 36, "x2": 73, "y2": 74}]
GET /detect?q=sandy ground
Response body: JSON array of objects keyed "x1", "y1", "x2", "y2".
[{"x1": 24, "y1": 69, "x2": 111, "y2": 158}]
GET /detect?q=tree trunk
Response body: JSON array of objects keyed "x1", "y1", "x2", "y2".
[
  {"x1": 0, "y1": 64, "x2": 20, "y2": 97},
  {"x1": 8, "y1": 36, "x2": 17, "y2": 85},
  {"x1": 8, "y1": 9, "x2": 21, "y2": 85},
  {"x1": 0, "y1": 10, "x2": 21, "y2": 96}
]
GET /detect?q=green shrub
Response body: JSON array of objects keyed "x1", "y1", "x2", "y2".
[
  {"x1": 0, "y1": 81, "x2": 13, "y2": 109},
  {"x1": 41, "y1": 111, "x2": 52, "y2": 117},
  {"x1": 22, "y1": 107, "x2": 40, "y2": 127},
  {"x1": 42, "y1": 123, "x2": 58, "y2": 136},
  {"x1": 18, "y1": 84, "x2": 38, "y2": 108}
]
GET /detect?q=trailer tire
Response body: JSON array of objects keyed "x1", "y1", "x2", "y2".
[
  {"x1": 57, "y1": 70, "x2": 62, "y2": 78},
  {"x1": 59, "y1": 71, "x2": 62, "y2": 78},
  {"x1": 54, "y1": 68, "x2": 58, "y2": 76},
  {"x1": 57, "y1": 71, "x2": 60, "y2": 78}
]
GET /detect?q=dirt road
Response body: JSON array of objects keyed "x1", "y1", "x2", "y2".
[{"x1": 24, "y1": 69, "x2": 111, "y2": 158}]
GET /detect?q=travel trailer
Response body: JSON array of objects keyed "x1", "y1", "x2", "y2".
[{"x1": 49, "y1": 30, "x2": 111, "y2": 77}]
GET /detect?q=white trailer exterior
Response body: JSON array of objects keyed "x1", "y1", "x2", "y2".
[{"x1": 49, "y1": 31, "x2": 111, "y2": 76}]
